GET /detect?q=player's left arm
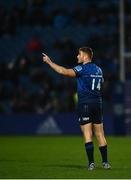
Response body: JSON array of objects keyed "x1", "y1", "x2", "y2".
[{"x1": 42, "y1": 53, "x2": 76, "y2": 77}]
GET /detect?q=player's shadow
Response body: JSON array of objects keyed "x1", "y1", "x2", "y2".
[{"x1": 44, "y1": 164, "x2": 86, "y2": 169}]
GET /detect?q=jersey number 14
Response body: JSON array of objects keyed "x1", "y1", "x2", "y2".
[{"x1": 91, "y1": 78, "x2": 101, "y2": 90}]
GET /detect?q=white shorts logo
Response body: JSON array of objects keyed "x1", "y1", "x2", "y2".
[{"x1": 82, "y1": 117, "x2": 89, "y2": 121}]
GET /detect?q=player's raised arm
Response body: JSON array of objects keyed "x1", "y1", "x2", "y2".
[{"x1": 42, "y1": 53, "x2": 76, "y2": 77}]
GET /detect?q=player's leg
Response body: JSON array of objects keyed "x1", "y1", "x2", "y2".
[
  {"x1": 93, "y1": 123, "x2": 107, "y2": 146},
  {"x1": 93, "y1": 123, "x2": 111, "y2": 169},
  {"x1": 80, "y1": 123, "x2": 93, "y2": 142},
  {"x1": 77, "y1": 104, "x2": 95, "y2": 170},
  {"x1": 92, "y1": 103, "x2": 111, "y2": 169},
  {"x1": 80, "y1": 123, "x2": 95, "y2": 170}
]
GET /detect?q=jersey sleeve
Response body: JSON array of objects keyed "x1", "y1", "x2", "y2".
[{"x1": 73, "y1": 65, "x2": 83, "y2": 76}]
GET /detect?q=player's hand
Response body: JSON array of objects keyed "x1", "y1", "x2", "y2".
[{"x1": 42, "y1": 53, "x2": 52, "y2": 64}]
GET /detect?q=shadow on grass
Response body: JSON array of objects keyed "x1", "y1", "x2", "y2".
[{"x1": 44, "y1": 164, "x2": 87, "y2": 169}]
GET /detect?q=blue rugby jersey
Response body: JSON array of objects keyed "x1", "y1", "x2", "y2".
[{"x1": 73, "y1": 62, "x2": 104, "y2": 104}]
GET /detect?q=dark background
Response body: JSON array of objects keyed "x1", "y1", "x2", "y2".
[{"x1": 0, "y1": 0, "x2": 130, "y2": 135}]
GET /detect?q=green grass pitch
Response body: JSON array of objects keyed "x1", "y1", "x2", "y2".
[{"x1": 0, "y1": 136, "x2": 131, "y2": 179}]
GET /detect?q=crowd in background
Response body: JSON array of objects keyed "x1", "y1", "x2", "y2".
[{"x1": 0, "y1": 0, "x2": 130, "y2": 113}]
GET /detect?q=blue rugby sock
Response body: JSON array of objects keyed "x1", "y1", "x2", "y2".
[
  {"x1": 85, "y1": 142, "x2": 94, "y2": 165},
  {"x1": 99, "y1": 145, "x2": 108, "y2": 163}
]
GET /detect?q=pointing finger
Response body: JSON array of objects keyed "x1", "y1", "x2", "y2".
[{"x1": 42, "y1": 53, "x2": 48, "y2": 57}]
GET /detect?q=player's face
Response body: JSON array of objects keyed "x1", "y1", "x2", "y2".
[
  {"x1": 77, "y1": 51, "x2": 88, "y2": 63},
  {"x1": 77, "y1": 51, "x2": 84, "y2": 63}
]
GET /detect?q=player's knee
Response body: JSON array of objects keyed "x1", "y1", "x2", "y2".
[{"x1": 83, "y1": 132, "x2": 93, "y2": 142}]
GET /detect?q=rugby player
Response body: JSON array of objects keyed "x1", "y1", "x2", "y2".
[{"x1": 42, "y1": 47, "x2": 111, "y2": 170}]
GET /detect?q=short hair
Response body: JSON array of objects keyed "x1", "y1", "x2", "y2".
[{"x1": 79, "y1": 47, "x2": 93, "y2": 59}]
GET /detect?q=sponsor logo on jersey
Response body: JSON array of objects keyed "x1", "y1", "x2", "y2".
[
  {"x1": 75, "y1": 65, "x2": 82, "y2": 72},
  {"x1": 90, "y1": 74, "x2": 102, "y2": 77}
]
